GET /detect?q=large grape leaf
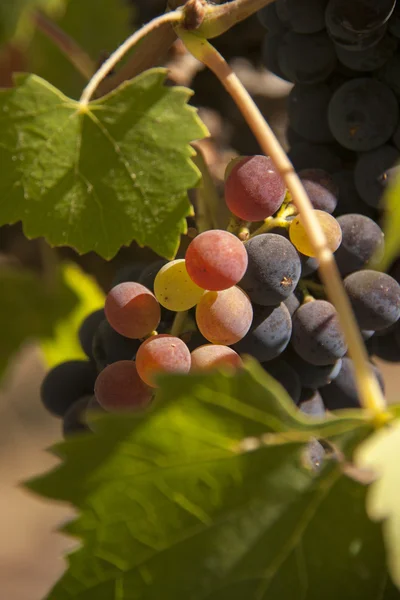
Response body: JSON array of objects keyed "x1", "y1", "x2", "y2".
[
  {"x1": 0, "y1": 264, "x2": 77, "y2": 380},
  {"x1": 0, "y1": 72, "x2": 207, "y2": 259},
  {"x1": 29, "y1": 0, "x2": 132, "y2": 98},
  {"x1": 28, "y1": 362, "x2": 389, "y2": 600},
  {"x1": 356, "y1": 417, "x2": 400, "y2": 590},
  {"x1": 40, "y1": 262, "x2": 104, "y2": 367},
  {"x1": 0, "y1": 0, "x2": 66, "y2": 46}
]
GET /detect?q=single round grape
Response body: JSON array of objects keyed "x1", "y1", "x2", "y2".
[
  {"x1": 240, "y1": 234, "x2": 301, "y2": 305},
  {"x1": 95, "y1": 360, "x2": 153, "y2": 412},
  {"x1": 289, "y1": 210, "x2": 342, "y2": 257},
  {"x1": 258, "y1": 3, "x2": 286, "y2": 34},
  {"x1": 288, "y1": 142, "x2": 342, "y2": 173},
  {"x1": 299, "y1": 390, "x2": 326, "y2": 417},
  {"x1": 224, "y1": 155, "x2": 286, "y2": 221},
  {"x1": 378, "y1": 54, "x2": 400, "y2": 100},
  {"x1": 136, "y1": 334, "x2": 191, "y2": 387},
  {"x1": 185, "y1": 230, "x2": 248, "y2": 291},
  {"x1": 284, "y1": 293, "x2": 300, "y2": 316},
  {"x1": 138, "y1": 259, "x2": 168, "y2": 291},
  {"x1": 262, "y1": 32, "x2": 290, "y2": 81},
  {"x1": 92, "y1": 319, "x2": 141, "y2": 371},
  {"x1": 78, "y1": 309, "x2": 105, "y2": 360},
  {"x1": 354, "y1": 145, "x2": 400, "y2": 208},
  {"x1": 191, "y1": 345, "x2": 243, "y2": 372},
  {"x1": 335, "y1": 34, "x2": 397, "y2": 72},
  {"x1": 332, "y1": 170, "x2": 376, "y2": 218},
  {"x1": 320, "y1": 357, "x2": 384, "y2": 410},
  {"x1": 344, "y1": 270, "x2": 400, "y2": 331},
  {"x1": 291, "y1": 300, "x2": 347, "y2": 365},
  {"x1": 196, "y1": 287, "x2": 253, "y2": 345},
  {"x1": 262, "y1": 359, "x2": 301, "y2": 404},
  {"x1": 328, "y1": 79, "x2": 398, "y2": 151},
  {"x1": 41, "y1": 360, "x2": 97, "y2": 417},
  {"x1": 105, "y1": 282, "x2": 160, "y2": 339},
  {"x1": 286, "y1": 349, "x2": 342, "y2": 388},
  {"x1": 275, "y1": 0, "x2": 328, "y2": 34},
  {"x1": 278, "y1": 31, "x2": 336, "y2": 83},
  {"x1": 298, "y1": 168, "x2": 338, "y2": 214},
  {"x1": 326, "y1": 0, "x2": 396, "y2": 34},
  {"x1": 288, "y1": 85, "x2": 334, "y2": 143},
  {"x1": 234, "y1": 303, "x2": 292, "y2": 362},
  {"x1": 153, "y1": 259, "x2": 204, "y2": 312},
  {"x1": 63, "y1": 396, "x2": 92, "y2": 438},
  {"x1": 369, "y1": 326, "x2": 400, "y2": 362},
  {"x1": 334, "y1": 214, "x2": 384, "y2": 276}
]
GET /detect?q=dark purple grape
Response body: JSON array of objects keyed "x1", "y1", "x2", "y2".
[
  {"x1": 299, "y1": 168, "x2": 338, "y2": 213},
  {"x1": 334, "y1": 214, "x2": 384, "y2": 276}
]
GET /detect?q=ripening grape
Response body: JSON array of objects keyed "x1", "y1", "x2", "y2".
[
  {"x1": 154, "y1": 259, "x2": 204, "y2": 311},
  {"x1": 224, "y1": 155, "x2": 286, "y2": 221},
  {"x1": 289, "y1": 209, "x2": 342, "y2": 257},
  {"x1": 136, "y1": 334, "x2": 191, "y2": 387},
  {"x1": 41, "y1": 360, "x2": 97, "y2": 417},
  {"x1": 191, "y1": 345, "x2": 243, "y2": 371},
  {"x1": 185, "y1": 230, "x2": 248, "y2": 291},
  {"x1": 94, "y1": 361, "x2": 153, "y2": 412},
  {"x1": 196, "y1": 286, "x2": 253, "y2": 345},
  {"x1": 105, "y1": 282, "x2": 160, "y2": 339}
]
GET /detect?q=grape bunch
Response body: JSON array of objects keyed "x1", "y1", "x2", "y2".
[
  {"x1": 40, "y1": 154, "x2": 400, "y2": 436},
  {"x1": 258, "y1": 0, "x2": 400, "y2": 363}
]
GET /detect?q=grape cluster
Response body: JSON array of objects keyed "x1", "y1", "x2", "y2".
[{"x1": 40, "y1": 153, "x2": 400, "y2": 436}]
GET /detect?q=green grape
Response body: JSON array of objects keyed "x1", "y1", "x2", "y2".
[
  {"x1": 289, "y1": 209, "x2": 342, "y2": 257},
  {"x1": 154, "y1": 259, "x2": 204, "y2": 312}
]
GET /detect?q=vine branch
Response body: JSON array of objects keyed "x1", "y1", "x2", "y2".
[
  {"x1": 33, "y1": 11, "x2": 96, "y2": 81},
  {"x1": 179, "y1": 31, "x2": 387, "y2": 422},
  {"x1": 79, "y1": 10, "x2": 184, "y2": 106}
]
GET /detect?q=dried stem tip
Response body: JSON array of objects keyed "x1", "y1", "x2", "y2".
[{"x1": 183, "y1": 0, "x2": 207, "y2": 30}]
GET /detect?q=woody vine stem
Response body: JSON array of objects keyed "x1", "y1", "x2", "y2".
[{"x1": 57, "y1": 0, "x2": 387, "y2": 422}]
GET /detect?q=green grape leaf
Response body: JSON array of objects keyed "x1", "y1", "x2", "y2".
[
  {"x1": 29, "y1": 0, "x2": 132, "y2": 98},
  {"x1": 0, "y1": 264, "x2": 78, "y2": 379},
  {"x1": 0, "y1": 72, "x2": 207, "y2": 259},
  {"x1": 28, "y1": 362, "x2": 387, "y2": 600},
  {"x1": 356, "y1": 417, "x2": 400, "y2": 590},
  {"x1": 0, "y1": 0, "x2": 66, "y2": 46},
  {"x1": 378, "y1": 172, "x2": 400, "y2": 270},
  {"x1": 40, "y1": 262, "x2": 104, "y2": 367}
]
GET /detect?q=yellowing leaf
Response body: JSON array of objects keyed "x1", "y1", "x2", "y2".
[
  {"x1": 356, "y1": 417, "x2": 400, "y2": 590},
  {"x1": 40, "y1": 262, "x2": 104, "y2": 367}
]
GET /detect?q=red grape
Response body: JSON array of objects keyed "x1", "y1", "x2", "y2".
[
  {"x1": 185, "y1": 230, "x2": 248, "y2": 291},
  {"x1": 196, "y1": 286, "x2": 253, "y2": 345},
  {"x1": 105, "y1": 282, "x2": 160, "y2": 339},
  {"x1": 94, "y1": 361, "x2": 153, "y2": 412},
  {"x1": 191, "y1": 344, "x2": 243, "y2": 371},
  {"x1": 136, "y1": 334, "x2": 191, "y2": 387},
  {"x1": 225, "y1": 155, "x2": 286, "y2": 221}
]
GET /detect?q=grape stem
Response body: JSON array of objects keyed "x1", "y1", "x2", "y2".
[
  {"x1": 171, "y1": 310, "x2": 189, "y2": 337},
  {"x1": 79, "y1": 10, "x2": 184, "y2": 107},
  {"x1": 33, "y1": 11, "x2": 96, "y2": 81},
  {"x1": 179, "y1": 31, "x2": 388, "y2": 423},
  {"x1": 301, "y1": 280, "x2": 326, "y2": 297},
  {"x1": 249, "y1": 204, "x2": 295, "y2": 238}
]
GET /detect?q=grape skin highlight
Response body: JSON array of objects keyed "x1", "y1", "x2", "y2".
[
  {"x1": 289, "y1": 210, "x2": 342, "y2": 257},
  {"x1": 154, "y1": 259, "x2": 204, "y2": 311},
  {"x1": 191, "y1": 345, "x2": 243, "y2": 372},
  {"x1": 196, "y1": 286, "x2": 253, "y2": 345},
  {"x1": 105, "y1": 282, "x2": 160, "y2": 339},
  {"x1": 185, "y1": 230, "x2": 248, "y2": 292},
  {"x1": 136, "y1": 335, "x2": 191, "y2": 387},
  {"x1": 224, "y1": 155, "x2": 286, "y2": 221},
  {"x1": 94, "y1": 360, "x2": 153, "y2": 412}
]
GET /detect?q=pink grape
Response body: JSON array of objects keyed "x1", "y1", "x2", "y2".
[
  {"x1": 94, "y1": 361, "x2": 153, "y2": 412},
  {"x1": 105, "y1": 282, "x2": 160, "y2": 339},
  {"x1": 225, "y1": 155, "x2": 286, "y2": 221},
  {"x1": 185, "y1": 230, "x2": 248, "y2": 291},
  {"x1": 191, "y1": 344, "x2": 243, "y2": 371},
  {"x1": 196, "y1": 286, "x2": 253, "y2": 345},
  {"x1": 136, "y1": 334, "x2": 191, "y2": 387}
]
